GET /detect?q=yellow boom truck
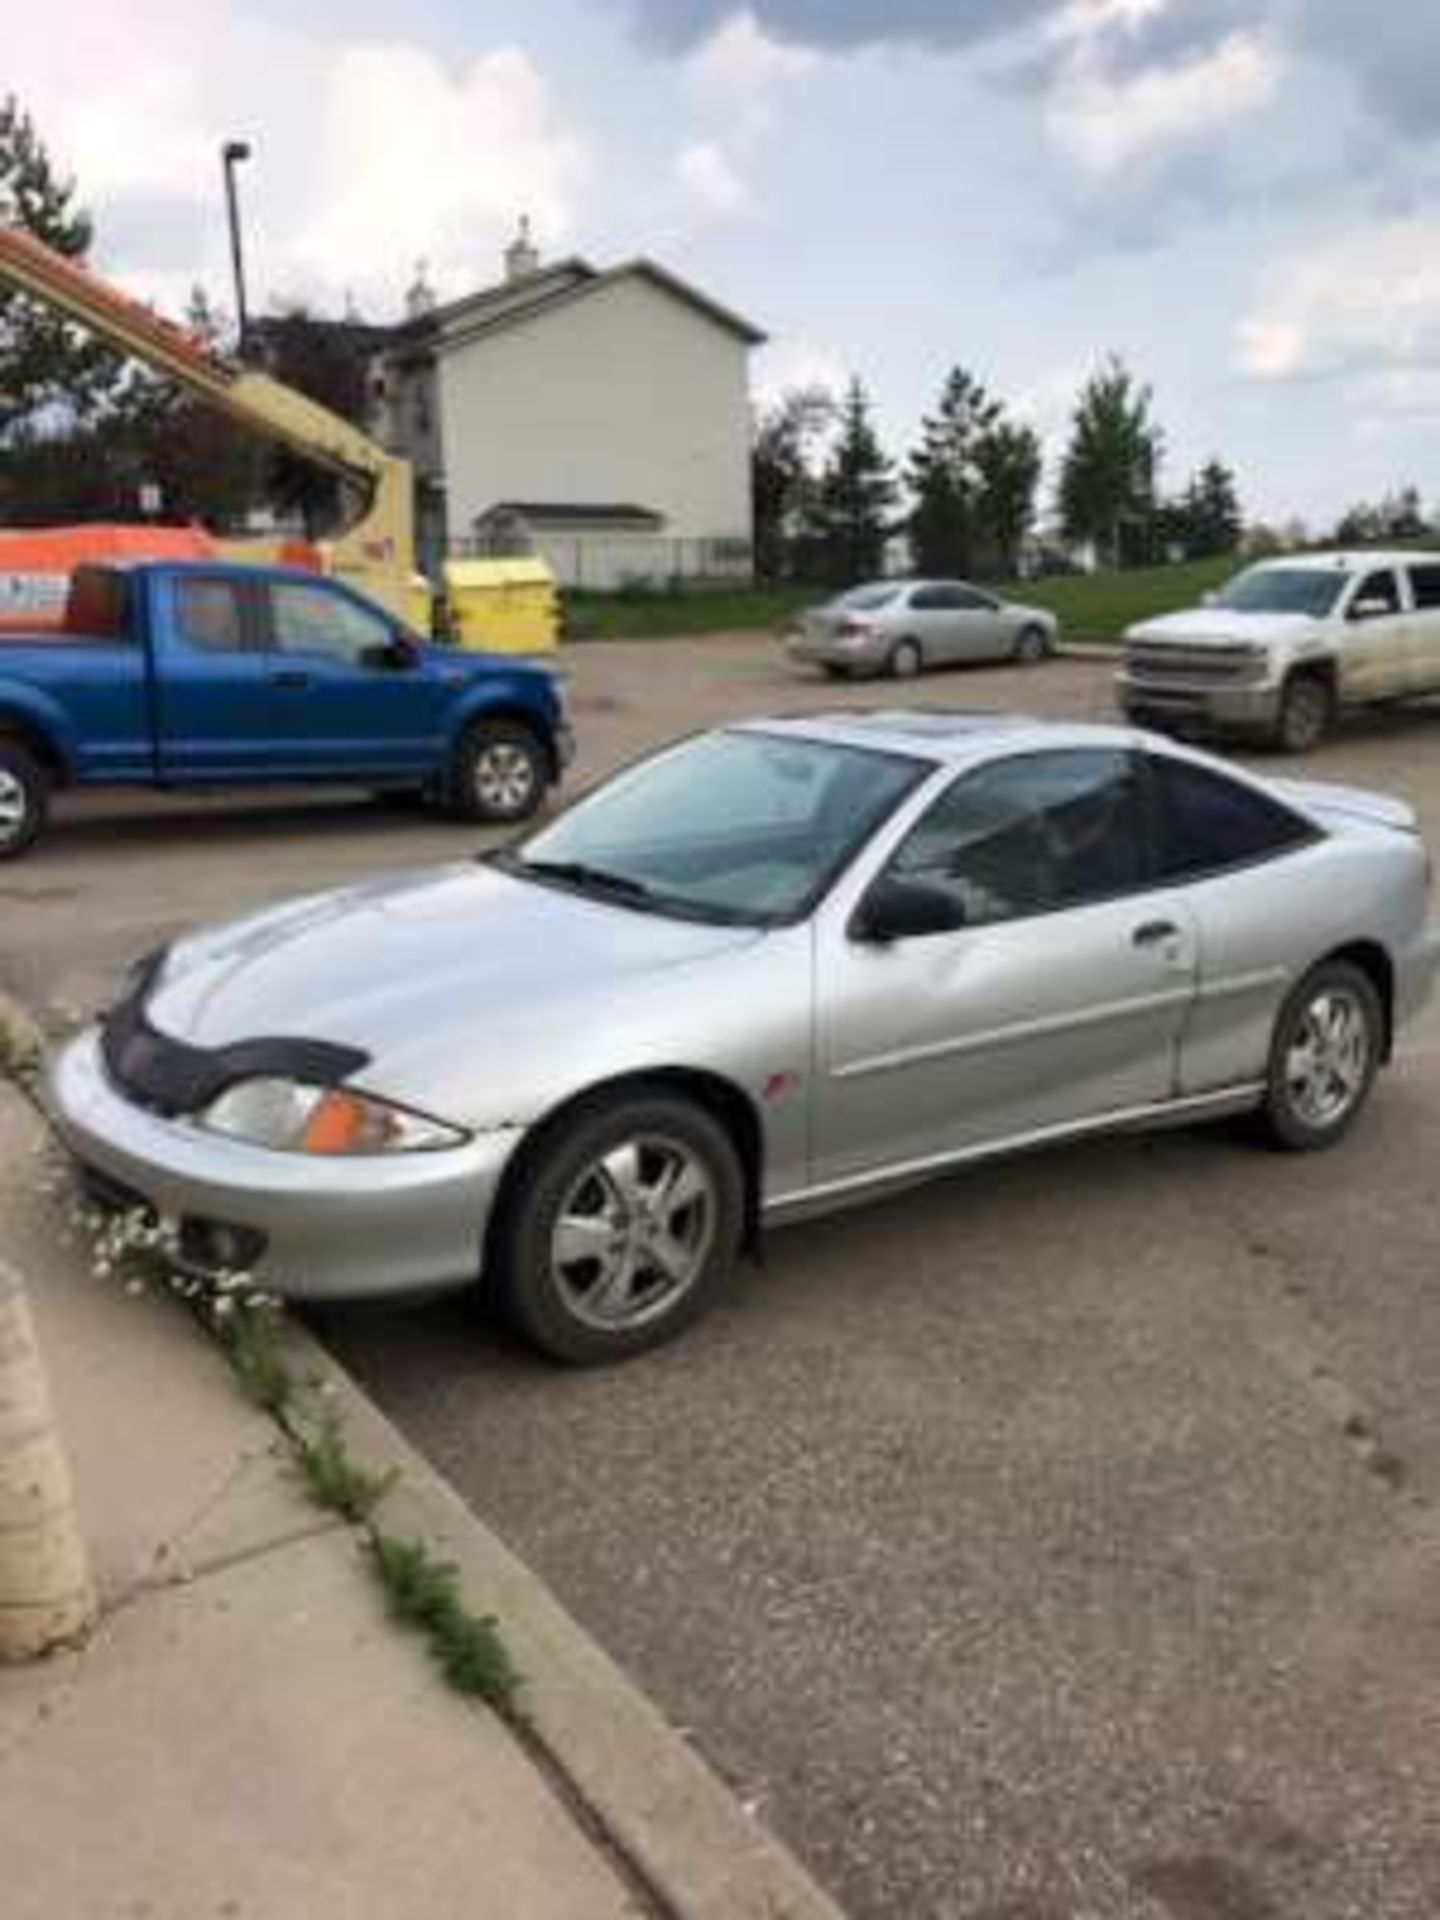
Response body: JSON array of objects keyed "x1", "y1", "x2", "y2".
[{"x1": 0, "y1": 225, "x2": 558, "y2": 651}]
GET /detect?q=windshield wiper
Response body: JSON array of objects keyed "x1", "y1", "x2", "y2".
[{"x1": 501, "y1": 854, "x2": 659, "y2": 903}]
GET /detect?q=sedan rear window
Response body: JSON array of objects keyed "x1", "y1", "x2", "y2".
[
  {"x1": 1148, "y1": 757, "x2": 1315, "y2": 880},
  {"x1": 832, "y1": 583, "x2": 900, "y2": 612}
]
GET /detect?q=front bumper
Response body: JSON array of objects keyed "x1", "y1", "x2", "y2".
[
  {"x1": 1396, "y1": 923, "x2": 1440, "y2": 1034},
  {"x1": 1115, "y1": 670, "x2": 1281, "y2": 735},
  {"x1": 49, "y1": 1030, "x2": 524, "y2": 1302}
]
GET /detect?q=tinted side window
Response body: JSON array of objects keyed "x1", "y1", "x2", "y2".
[
  {"x1": 891, "y1": 749, "x2": 1145, "y2": 924},
  {"x1": 909, "y1": 585, "x2": 957, "y2": 611},
  {"x1": 1407, "y1": 564, "x2": 1440, "y2": 610},
  {"x1": 1149, "y1": 757, "x2": 1314, "y2": 879},
  {"x1": 1351, "y1": 569, "x2": 1400, "y2": 615},
  {"x1": 173, "y1": 577, "x2": 248, "y2": 653},
  {"x1": 271, "y1": 582, "x2": 390, "y2": 664}
]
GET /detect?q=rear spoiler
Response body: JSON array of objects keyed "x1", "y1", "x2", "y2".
[{"x1": 1268, "y1": 776, "x2": 1419, "y2": 835}]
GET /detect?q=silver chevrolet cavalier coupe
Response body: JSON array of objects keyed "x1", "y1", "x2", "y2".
[{"x1": 53, "y1": 713, "x2": 1438, "y2": 1364}]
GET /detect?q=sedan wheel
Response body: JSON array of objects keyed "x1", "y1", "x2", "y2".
[
  {"x1": 492, "y1": 1095, "x2": 744, "y2": 1364},
  {"x1": 1013, "y1": 624, "x2": 1049, "y2": 665},
  {"x1": 1260, "y1": 961, "x2": 1382, "y2": 1150},
  {"x1": 888, "y1": 638, "x2": 923, "y2": 680}
]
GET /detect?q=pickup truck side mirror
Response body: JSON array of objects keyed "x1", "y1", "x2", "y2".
[
  {"x1": 362, "y1": 634, "x2": 419, "y2": 670},
  {"x1": 851, "y1": 873, "x2": 967, "y2": 945},
  {"x1": 1349, "y1": 596, "x2": 1392, "y2": 622}
]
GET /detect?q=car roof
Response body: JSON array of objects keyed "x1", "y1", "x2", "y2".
[
  {"x1": 734, "y1": 709, "x2": 1140, "y2": 768},
  {"x1": 1250, "y1": 549, "x2": 1440, "y2": 572}
]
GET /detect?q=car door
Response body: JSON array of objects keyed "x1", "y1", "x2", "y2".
[
  {"x1": 1337, "y1": 566, "x2": 1407, "y2": 701},
  {"x1": 150, "y1": 571, "x2": 276, "y2": 780},
  {"x1": 1401, "y1": 561, "x2": 1440, "y2": 693},
  {"x1": 810, "y1": 748, "x2": 1199, "y2": 1188},
  {"x1": 902, "y1": 584, "x2": 964, "y2": 663},
  {"x1": 909, "y1": 583, "x2": 1008, "y2": 663},
  {"x1": 261, "y1": 577, "x2": 450, "y2": 777},
  {"x1": 1142, "y1": 750, "x2": 1329, "y2": 1092}
]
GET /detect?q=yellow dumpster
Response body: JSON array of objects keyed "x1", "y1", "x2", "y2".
[
  {"x1": 442, "y1": 555, "x2": 560, "y2": 655},
  {"x1": 407, "y1": 572, "x2": 435, "y2": 637}
]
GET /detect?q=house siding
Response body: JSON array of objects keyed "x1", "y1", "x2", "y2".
[{"x1": 433, "y1": 275, "x2": 754, "y2": 586}]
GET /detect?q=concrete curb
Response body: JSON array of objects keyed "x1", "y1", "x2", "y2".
[
  {"x1": 278, "y1": 1315, "x2": 846, "y2": 1920},
  {"x1": 1055, "y1": 640, "x2": 1120, "y2": 661},
  {"x1": 1, "y1": 988, "x2": 844, "y2": 1915}
]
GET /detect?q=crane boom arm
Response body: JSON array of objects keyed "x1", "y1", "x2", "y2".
[
  {"x1": 0, "y1": 225, "x2": 418, "y2": 619},
  {"x1": 0, "y1": 225, "x2": 390, "y2": 484}
]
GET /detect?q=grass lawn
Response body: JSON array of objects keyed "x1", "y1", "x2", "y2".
[{"x1": 564, "y1": 555, "x2": 1240, "y2": 645}]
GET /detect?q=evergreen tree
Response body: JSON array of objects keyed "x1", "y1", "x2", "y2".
[
  {"x1": 905, "y1": 367, "x2": 1000, "y2": 577},
  {"x1": 0, "y1": 95, "x2": 122, "y2": 442},
  {"x1": 750, "y1": 384, "x2": 836, "y2": 580},
  {"x1": 1058, "y1": 355, "x2": 1163, "y2": 567},
  {"x1": 973, "y1": 417, "x2": 1042, "y2": 577},
  {"x1": 1177, "y1": 459, "x2": 1243, "y2": 559},
  {"x1": 810, "y1": 377, "x2": 897, "y2": 584}
]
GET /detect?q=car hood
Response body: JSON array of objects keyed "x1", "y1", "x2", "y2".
[
  {"x1": 1126, "y1": 609, "x2": 1321, "y2": 646},
  {"x1": 146, "y1": 863, "x2": 763, "y2": 1118}
]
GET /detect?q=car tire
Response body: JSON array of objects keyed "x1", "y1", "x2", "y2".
[
  {"x1": 1013, "y1": 624, "x2": 1050, "y2": 665},
  {"x1": 491, "y1": 1093, "x2": 744, "y2": 1365},
  {"x1": 1257, "y1": 959, "x2": 1383, "y2": 1152},
  {"x1": 0, "y1": 742, "x2": 49, "y2": 860},
  {"x1": 888, "y1": 638, "x2": 923, "y2": 680},
  {"x1": 1273, "y1": 673, "x2": 1332, "y2": 753},
  {"x1": 448, "y1": 718, "x2": 548, "y2": 824}
]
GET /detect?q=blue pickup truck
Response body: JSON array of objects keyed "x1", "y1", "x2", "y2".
[{"x1": 0, "y1": 561, "x2": 572, "y2": 858}]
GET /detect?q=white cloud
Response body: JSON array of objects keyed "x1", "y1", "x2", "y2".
[
  {"x1": 672, "y1": 140, "x2": 750, "y2": 221},
  {"x1": 754, "y1": 338, "x2": 848, "y2": 404},
  {"x1": 0, "y1": 0, "x2": 592, "y2": 321},
  {"x1": 1237, "y1": 214, "x2": 1440, "y2": 392},
  {"x1": 692, "y1": 9, "x2": 818, "y2": 86},
  {"x1": 296, "y1": 45, "x2": 588, "y2": 304},
  {"x1": 1046, "y1": 27, "x2": 1281, "y2": 175}
]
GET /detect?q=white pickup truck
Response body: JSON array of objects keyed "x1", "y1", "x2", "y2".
[{"x1": 1117, "y1": 550, "x2": 1440, "y2": 751}]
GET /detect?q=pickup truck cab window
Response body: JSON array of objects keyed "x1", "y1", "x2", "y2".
[
  {"x1": 270, "y1": 580, "x2": 392, "y2": 665},
  {"x1": 173, "y1": 577, "x2": 250, "y2": 653},
  {"x1": 1347, "y1": 569, "x2": 1401, "y2": 617}
]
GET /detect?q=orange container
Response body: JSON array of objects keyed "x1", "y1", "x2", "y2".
[{"x1": 0, "y1": 524, "x2": 217, "y2": 632}]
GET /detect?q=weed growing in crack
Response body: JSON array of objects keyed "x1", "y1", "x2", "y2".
[
  {"x1": 295, "y1": 1409, "x2": 397, "y2": 1523},
  {"x1": 370, "y1": 1533, "x2": 522, "y2": 1710}
]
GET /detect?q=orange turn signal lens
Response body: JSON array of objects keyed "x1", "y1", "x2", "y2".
[{"x1": 300, "y1": 1089, "x2": 396, "y2": 1155}]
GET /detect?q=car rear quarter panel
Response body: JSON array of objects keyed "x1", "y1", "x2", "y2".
[{"x1": 1177, "y1": 829, "x2": 1428, "y2": 1093}]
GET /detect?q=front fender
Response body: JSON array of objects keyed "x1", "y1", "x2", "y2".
[
  {"x1": 442, "y1": 680, "x2": 562, "y2": 761},
  {"x1": 0, "y1": 679, "x2": 79, "y2": 777}
]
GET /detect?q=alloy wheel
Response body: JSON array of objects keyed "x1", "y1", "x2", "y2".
[
  {"x1": 473, "y1": 742, "x2": 537, "y2": 816},
  {"x1": 550, "y1": 1134, "x2": 716, "y2": 1333},
  {"x1": 1283, "y1": 985, "x2": 1371, "y2": 1129},
  {"x1": 0, "y1": 769, "x2": 26, "y2": 846}
]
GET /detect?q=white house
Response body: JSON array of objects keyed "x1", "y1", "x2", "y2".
[{"x1": 372, "y1": 227, "x2": 765, "y2": 589}]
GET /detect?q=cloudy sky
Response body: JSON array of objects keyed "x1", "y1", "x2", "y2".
[{"x1": 6, "y1": 0, "x2": 1440, "y2": 525}]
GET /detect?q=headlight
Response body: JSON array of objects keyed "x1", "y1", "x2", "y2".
[{"x1": 198, "y1": 1078, "x2": 467, "y2": 1155}]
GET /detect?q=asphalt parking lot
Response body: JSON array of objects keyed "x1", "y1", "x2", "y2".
[{"x1": 6, "y1": 638, "x2": 1440, "y2": 1918}]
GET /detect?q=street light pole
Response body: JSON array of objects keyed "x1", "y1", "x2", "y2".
[{"x1": 221, "y1": 139, "x2": 252, "y2": 355}]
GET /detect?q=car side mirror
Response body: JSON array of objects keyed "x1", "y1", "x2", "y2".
[
  {"x1": 1349, "y1": 596, "x2": 1391, "y2": 621},
  {"x1": 851, "y1": 874, "x2": 967, "y2": 945},
  {"x1": 363, "y1": 634, "x2": 419, "y2": 670}
]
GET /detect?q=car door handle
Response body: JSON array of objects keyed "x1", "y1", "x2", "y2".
[
  {"x1": 1131, "y1": 919, "x2": 1180, "y2": 948},
  {"x1": 271, "y1": 669, "x2": 310, "y2": 690}
]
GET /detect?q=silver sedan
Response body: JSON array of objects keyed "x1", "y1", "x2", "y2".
[
  {"x1": 788, "y1": 579, "x2": 1059, "y2": 678},
  {"x1": 52, "y1": 714, "x2": 1439, "y2": 1364}
]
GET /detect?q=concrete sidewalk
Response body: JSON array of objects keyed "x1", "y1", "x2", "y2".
[{"x1": 0, "y1": 1080, "x2": 842, "y2": 1919}]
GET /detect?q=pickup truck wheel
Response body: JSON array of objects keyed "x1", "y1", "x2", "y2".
[
  {"x1": 449, "y1": 720, "x2": 548, "y2": 825},
  {"x1": 0, "y1": 744, "x2": 48, "y2": 859},
  {"x1": 1273, "y1": 673, "x2": 1332, "y2": 753}
]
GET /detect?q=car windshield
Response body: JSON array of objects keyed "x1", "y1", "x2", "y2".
[
  {"x1": 500, "y1": 729, "x2": 927, "y2": 926},
  {"x1": 832, "y1": 583, "x2": 900, "y2": 612},
  {"x1": 1214, "y1": 566, "x2": 1346, "y2": 617}
]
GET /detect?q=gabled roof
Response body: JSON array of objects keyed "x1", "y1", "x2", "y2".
[{"x1": 394, "y1": 257, "x2": 765, "y2": 356}]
